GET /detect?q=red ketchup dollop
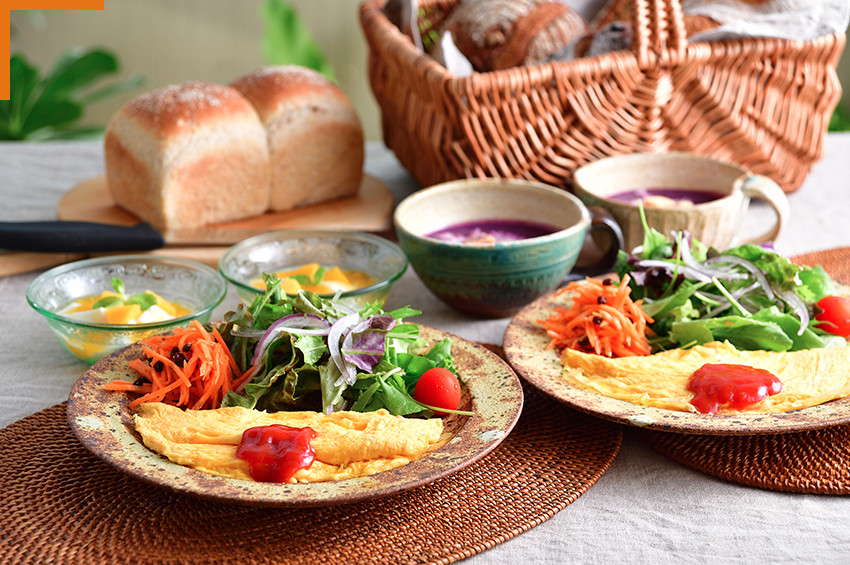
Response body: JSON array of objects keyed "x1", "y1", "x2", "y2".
[
  {"x1": 235, "y1": 425, "x2": 316, "y2": 483},
  {"x1": 688, "y1": 363, "x2": 783, "y2": 414}
]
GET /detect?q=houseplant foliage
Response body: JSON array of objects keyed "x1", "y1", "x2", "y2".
[
  {"x1": 1, "y1": 47, "x2": 143, "y2": 141},
  {"x1": 261, "y1": 0, "x2": 334, "y2": 79}
]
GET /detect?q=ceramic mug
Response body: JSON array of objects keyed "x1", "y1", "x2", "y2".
[
  {"x1": 394, "y1": 178, "x2": 623, "y2": 318},
  {"x1": 572, "y1": 152, "x2": 790, "y2": 252}
]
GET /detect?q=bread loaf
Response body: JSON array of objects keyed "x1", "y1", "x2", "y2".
[
  {"x1": 437, "y1": 0, "x2": 589, "y2": 72},
  {"x1": 104, "y1": 82, "x2": 271, "y2": 233},
  {"x1": 230, "y1": 66, "x2": 364, "y2": 213}
]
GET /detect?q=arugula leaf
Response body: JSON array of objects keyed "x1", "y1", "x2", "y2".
[
  {"x1": 639, "y1": 205, "x2": 674, "y2": 259},
  {"x1": 378, "y1": 373, "x2": 428, "y2": 415},
  {"x1": 350, "y1": 379, "x2": 381, "y2": 412}
]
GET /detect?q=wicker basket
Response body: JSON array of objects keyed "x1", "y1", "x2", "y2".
[{"x1": 360, "y1": 0, "x2": 845, "y2": 193}]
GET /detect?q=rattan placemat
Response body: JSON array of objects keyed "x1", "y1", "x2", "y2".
[
  {"x1": 0, "y1": 386, "x2": 622, "y2": 565},
  {"x1": 636, "y1": 248, "x2": 850, "y2": 494},
  {"x1": 636, "y1": 426, "x2": 850, "y2": 494}
]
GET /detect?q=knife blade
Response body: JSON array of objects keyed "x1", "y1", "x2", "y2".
[{"x1": 0, "y1": 221, "x2": 166, "y2": 253}]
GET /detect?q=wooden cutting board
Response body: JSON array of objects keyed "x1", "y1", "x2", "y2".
[
  {"x1": 57, "y1": 173, "x2": 395, "y2": 244},
  {"x1": 2, "y1": 173, "x2": 395, "y2": 277}
]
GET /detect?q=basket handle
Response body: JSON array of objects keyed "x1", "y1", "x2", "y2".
[{"x1": 631, "y1": 0, "x2": 687, "y2": 67}]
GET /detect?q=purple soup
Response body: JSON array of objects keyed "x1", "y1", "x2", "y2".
[
  {"x1": 426, "y1": 219, "x2": 559, "y2": 244},
  {"x1": 608, "y1": 187, "x2": 726, "y2": 207}
]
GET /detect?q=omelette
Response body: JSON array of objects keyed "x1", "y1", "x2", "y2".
[
  {"x1": 561, "y1": 341, "x2": 850, "y2": 413},
  {"x1": 134, "y1": 403, "x2": 445, "y2": 482}
]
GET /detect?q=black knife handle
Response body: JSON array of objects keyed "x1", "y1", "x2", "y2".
[{"x1": 0, "y1": 221, "x2": 166, "y2": 253}]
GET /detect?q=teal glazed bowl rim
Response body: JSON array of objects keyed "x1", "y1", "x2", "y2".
[
  {"x1": 218, "y1": 229, "x2": 409, "y2": 300},
  {"x1": 26, "y1": 254, "x2": 227, "y2": 330},
  {"x1": 393, "y1": 178, "x2": 591, "y2": 274}
]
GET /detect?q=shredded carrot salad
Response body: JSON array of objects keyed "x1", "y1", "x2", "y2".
[
  {"x1": 538, "y1": 274, "x2": 653, "y2": 357},
  {"x1": 104, "y1": 320, "x2": 250, "y2": 409}
]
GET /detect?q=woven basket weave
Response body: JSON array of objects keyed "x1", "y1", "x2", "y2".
[{"x1": 360, "y1": 0, "x2": 845, "y2": 193}]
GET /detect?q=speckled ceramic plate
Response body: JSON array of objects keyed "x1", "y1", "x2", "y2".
[
  {"x1": 504, "y1": 291, "x2": 850, "y2": 436},
  {"x1": 66, "y1": 326, "x2": 523, "y2": 507}
]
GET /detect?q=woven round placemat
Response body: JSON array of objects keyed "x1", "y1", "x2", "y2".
[
  {"x1": 0, "y1": 386, "x2": 622, "y2": 565},
  {"x1": 637, "y1": 248, "x2": 850, "y2": 494},
  {"x1": 636, "y1": 425, "x2": 850, "y2": 494}
]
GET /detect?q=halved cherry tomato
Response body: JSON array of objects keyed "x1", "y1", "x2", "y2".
[
  {"x1": 815, "y1": 295, "x2": 850, "y2": 337},
  {"x1": 414, "y1": 367, "x2": 462, "y2": 416}
]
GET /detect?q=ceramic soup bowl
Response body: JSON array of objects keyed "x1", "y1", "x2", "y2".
[
  {"x1": 394, "y1": 178, "x2": 622, "y2": 318},
  {"x1": 572, "y1": 152, "x2": 790, "y2": 252}
]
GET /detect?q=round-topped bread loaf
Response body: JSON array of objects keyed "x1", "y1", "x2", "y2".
[
  {"x1": 230, "y1": 66, "x2": 365, "y2": 213},
  {"x1": 104, "y1": 81, "x2": 271, "y2": 233}
]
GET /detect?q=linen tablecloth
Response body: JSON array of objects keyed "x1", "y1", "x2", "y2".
[{"x1": 2, "y1": 137, "x2": 850, "y2": 563}]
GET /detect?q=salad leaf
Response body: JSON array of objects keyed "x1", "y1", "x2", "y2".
[
  {"x1": 294, "y1": 334, "x2": 327, "y2": 366},
  {"x1": 669, "y1": 314, "x2": 794, "y2": 352},
  {"x1": 342, "y1": 315, "x2": 398, "y2": 371},
  {"x1": 220, "y1": 286, "x2": 447, "y2": 417},
  {"x1": 616, "y1": 210, "x2": 843, "y2": 352},
  {"x1": 319, "y1": 361, "x2": 346, "y2": 413},
  {"x1": 91, "y1": 276, "x2": 156, "y2": 311}
]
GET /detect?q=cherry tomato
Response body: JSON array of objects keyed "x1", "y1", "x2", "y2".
[
  {"x1": 414, "y1": 367, "x2": 462, "y2": 415},
  {"x1": 815, "y1": 295, "x2": 850, "y2": 337}
]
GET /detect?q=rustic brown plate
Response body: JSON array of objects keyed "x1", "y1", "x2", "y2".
[
  {"x1": 503, "y1": 291, "x2": 850, "y2": 436},
  {"x1": 66, "y1": 326, "x2": 523, "y2": 507}
]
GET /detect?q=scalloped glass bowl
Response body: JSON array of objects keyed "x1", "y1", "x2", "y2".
[
  {"x1": 218, "y1": 230, "x2": 408, "y2": 309},
  {"x1": 27, "y1": 255, "x2": 227, "y2": 364}
]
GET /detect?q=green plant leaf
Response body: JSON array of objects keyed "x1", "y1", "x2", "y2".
[
  {"x1": 21, "y1": 99, "x2": 82, "y2": 133},
  {"x1": 1, "y1": 55, "x2": 40, "y2": 138},
  {"x1": 3, "y1": 47, "x2": 144, "y2": 140},
  {"x1": 38, "y1": 48, "x2": 119, "y2": 102},
  {"x1": 27, "y1": 125, "x2": 106, "y2": 141},
  {"x1": 79, "y1": 71, "x2": 145, "y2": 105},
  {"x1": 261, "y1": 0, "x2": 334, "y2": 79},
  {"x1": 829, "y1": 102, "x2": 850, "y2": 132}
]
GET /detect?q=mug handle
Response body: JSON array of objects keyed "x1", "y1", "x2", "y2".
[
  {"x1": 739, "y1": 175, "x2": 790, "y2": 245},
  {"x1": 570, "y1": 206, "x2": 624, "y2": 278}
]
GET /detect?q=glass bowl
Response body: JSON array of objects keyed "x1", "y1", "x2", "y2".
[
  {"x1": 27, "y1": 255, "x2": 227, "y2": 364},
  {"x1": 218, "y1": 230, "x2": 408, "y2": 309}
]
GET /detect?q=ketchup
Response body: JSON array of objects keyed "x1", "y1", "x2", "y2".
[
  {"x1": 688, "y1": 363, "x2": 783, "y2": 414},
  {"x1": 235, "y1": 425, "x2": 316, "y2": 483}
]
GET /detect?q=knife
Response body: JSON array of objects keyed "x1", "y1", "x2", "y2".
[{"x1": 0, "y1": 221, "x2": 166, "y2": 253}]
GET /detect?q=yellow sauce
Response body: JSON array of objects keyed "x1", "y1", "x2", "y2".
[{"x1": 251, "y1": 263, "x2": 376, "y2": 295}]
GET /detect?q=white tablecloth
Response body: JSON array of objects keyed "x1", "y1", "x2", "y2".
[{"x1": 2, "y1": 138, "x2": 850, "y2": 563}]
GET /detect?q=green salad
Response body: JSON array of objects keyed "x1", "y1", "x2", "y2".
[
  {"x1": 219, "y1": 274, "x2": 463, "y2": 417},
  {"x1": 615, "y1": 210, "x2": 847, "y2": 353}
]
